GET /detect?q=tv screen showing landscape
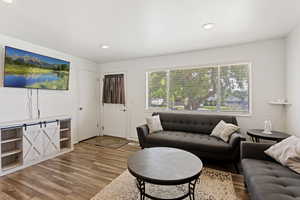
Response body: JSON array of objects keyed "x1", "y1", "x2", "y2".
[{"x1": 4, "y1": 46, "x2": 70, "y2": 90}]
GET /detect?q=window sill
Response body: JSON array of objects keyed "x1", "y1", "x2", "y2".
[{"x1": 144, "y1": 109, "x2": 252, "y2": 117}]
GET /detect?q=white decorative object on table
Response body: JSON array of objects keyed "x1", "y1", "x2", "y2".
[{"x1": 263, "y1": 120, "x2": 272, "y2": 134}]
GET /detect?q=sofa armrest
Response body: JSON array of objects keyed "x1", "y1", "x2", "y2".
[
  {"x1": 241, "y1": 142, "x2": 274, "y2": 161},
  {"x1": 136, "y1": 124, "x2": 149, "y2": 148},
  {"x1": 228, "y1": 133, "x2": 245, "y2": 161},
  {"x1": 229, "y1": 132, "x2": 245, "y2": 147}
]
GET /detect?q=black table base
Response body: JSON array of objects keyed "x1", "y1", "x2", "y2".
[
  {"x1": 136, "y1": 176, "x2": 199, "y2": 200},
  {"x1": 250, "y1": 136, "x2": 260, "y2": 143}
]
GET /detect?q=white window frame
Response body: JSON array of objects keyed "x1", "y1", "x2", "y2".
[{"x1": 145, "y1": 62, "x2": 252, "y2": 117}]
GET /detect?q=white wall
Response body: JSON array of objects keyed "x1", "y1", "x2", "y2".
[
  {"x1": 99, "y1": 39, "x2": 286, "y2": 139},
  {"x1": 0, "y1": 33, "x2": 99, "y2": 143},
  {"x1": 286, "y1": 24, "x2": 300, "y2": 136}
]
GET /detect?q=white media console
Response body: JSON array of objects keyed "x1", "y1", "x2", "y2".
[{"x1": 0, "y1": 118, "x2": 73, "y2": 176}]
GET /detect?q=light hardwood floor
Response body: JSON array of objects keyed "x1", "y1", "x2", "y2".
[{"x1": 0, "y1": 139, "x2": 249, "y2": 200}]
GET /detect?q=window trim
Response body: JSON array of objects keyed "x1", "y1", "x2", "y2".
[{"x1": 145, "y1": 62, "x2": 252, "y2": 117}]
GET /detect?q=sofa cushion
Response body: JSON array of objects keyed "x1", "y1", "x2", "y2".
[
  {"x1": 145, "y1": 131, "x2": 234, "y2": 153},
  {"x1": 265, "y1": 136, "x2": 300, "y2": 174},
  {"x1": 211, "y1": 120, "x2": 240, "y2": 142},
  {"x1": 242, "y1": 158, "x2": 300, "y2": 200},
  {"x1": 146, "y1": 115, "x2": 163, "y2": 134},
  {"x1": 154, "y1": 112, "x2": 238, "y2": 134}
]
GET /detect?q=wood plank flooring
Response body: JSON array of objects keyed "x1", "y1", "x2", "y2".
[{"x1": 0, "y1": 139, "x2": 249, "y2": 200}]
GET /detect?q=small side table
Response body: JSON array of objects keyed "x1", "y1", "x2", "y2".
[{"x1": 247, "y1": 129, "x2": 290, "y2": 143}]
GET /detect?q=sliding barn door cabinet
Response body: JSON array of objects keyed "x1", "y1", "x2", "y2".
[{"x1": 0, "y1": 118, "x2": 72, "y2": 176}]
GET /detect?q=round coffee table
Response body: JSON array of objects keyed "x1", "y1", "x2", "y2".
[
  {"x1": 247, "y1": 129, "x2": 290, "y2": 143},
  {"x1": 128, "y1": 147, "x2": 203, "y2": 200}
]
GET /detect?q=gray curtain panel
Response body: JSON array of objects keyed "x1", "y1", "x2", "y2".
[{"x1": 102, "y1": 74, "x2": 125, "y2": 104}]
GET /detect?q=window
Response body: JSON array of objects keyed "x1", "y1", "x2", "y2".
[
  {"x1": 220, "y1": 65, "x2": 249, "y2": 112},
  {"x1": 146, "y1": 63, "x2": 250, "y2": 114},
  {"x1": 147, "y1": 71, "x2": 168, "y2": 108}
]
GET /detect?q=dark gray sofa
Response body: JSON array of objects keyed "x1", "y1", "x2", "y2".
[
  {"x1": 136, "y1": 112, "x2": 244, "y2": 164},
  {"x1": 241, "y1": 142, "x2": 300, "y2": 200}
]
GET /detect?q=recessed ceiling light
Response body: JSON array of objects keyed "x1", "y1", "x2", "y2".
[
  {"x1": 101, "y1": 45, "x2": 110, "y2": 49},
  {"x1": 2, "y1": 0, "x2": 14, "y2": 4},
  {"x1": 202, "y1": 23, "x2": 215, "y2": 30}
]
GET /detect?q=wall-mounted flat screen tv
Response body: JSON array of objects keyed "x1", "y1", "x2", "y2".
[{"x1": 3, "y1": 46, "x2": 70, "y2": 90}]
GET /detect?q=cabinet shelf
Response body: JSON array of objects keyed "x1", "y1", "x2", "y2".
[
  {"x1": 1, "y1": 127, "x2": 23, "y2": 171},
  {"x1": 1, "y1": 149, "x2": 22, "y2": 158},
  {"x1": 60, "y1": 119, "x2": 71, "y2": 151},
  {"x1": 1, "y1": 138, "x2": 22, "y2": 144},
  {"x1": 60, "y1": 147, "x2": 71, "y2": 152},
  {"x1": 60, "y1": 137, "x2": 70, "y2": 142},
  {"x1": 2, "y1": 162, "x2": 22, "y2": 171}
]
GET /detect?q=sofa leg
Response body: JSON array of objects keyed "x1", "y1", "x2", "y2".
[
  {"x1": 234, "y1": 162, "x2": 239, "y2": 174},
  {"x1": 244, "y1": 181, "x2": 248, "y2": 192}
]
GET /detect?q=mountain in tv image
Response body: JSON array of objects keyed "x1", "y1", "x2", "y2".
[{"x1": 4, "y1": 46, "x2": 70, "y2": 90}]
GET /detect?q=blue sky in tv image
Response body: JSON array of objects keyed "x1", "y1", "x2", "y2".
[
  {"x1": 4, "y1": 46, "x2": 70, "y2": 90},
  {"x1": 5, "y1": 46, "x2": 70, "y2": 66}
]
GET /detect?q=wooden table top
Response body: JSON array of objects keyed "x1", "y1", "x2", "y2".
[{"x1": 128, "y1": 147, "x2": 203, "y2": 185}]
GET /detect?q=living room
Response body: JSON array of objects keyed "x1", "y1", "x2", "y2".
[{"x1": 0, "y1": 1, "x2": 300, "y2": 200}]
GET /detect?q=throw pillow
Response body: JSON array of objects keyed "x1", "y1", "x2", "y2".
[
  {"x1": 211, "y1": 120, "x2": 240, "y2": 142},
  {"x1": 146, "y1": 115, "x2": 163, "y2": 134},
  {"x1": 265, "y1": 136, "x2": 300, "y2": 174}
]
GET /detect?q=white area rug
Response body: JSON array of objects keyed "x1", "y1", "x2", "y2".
[{"x1": 92, "y1": 168, "x2": 238, "y2": 200}]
